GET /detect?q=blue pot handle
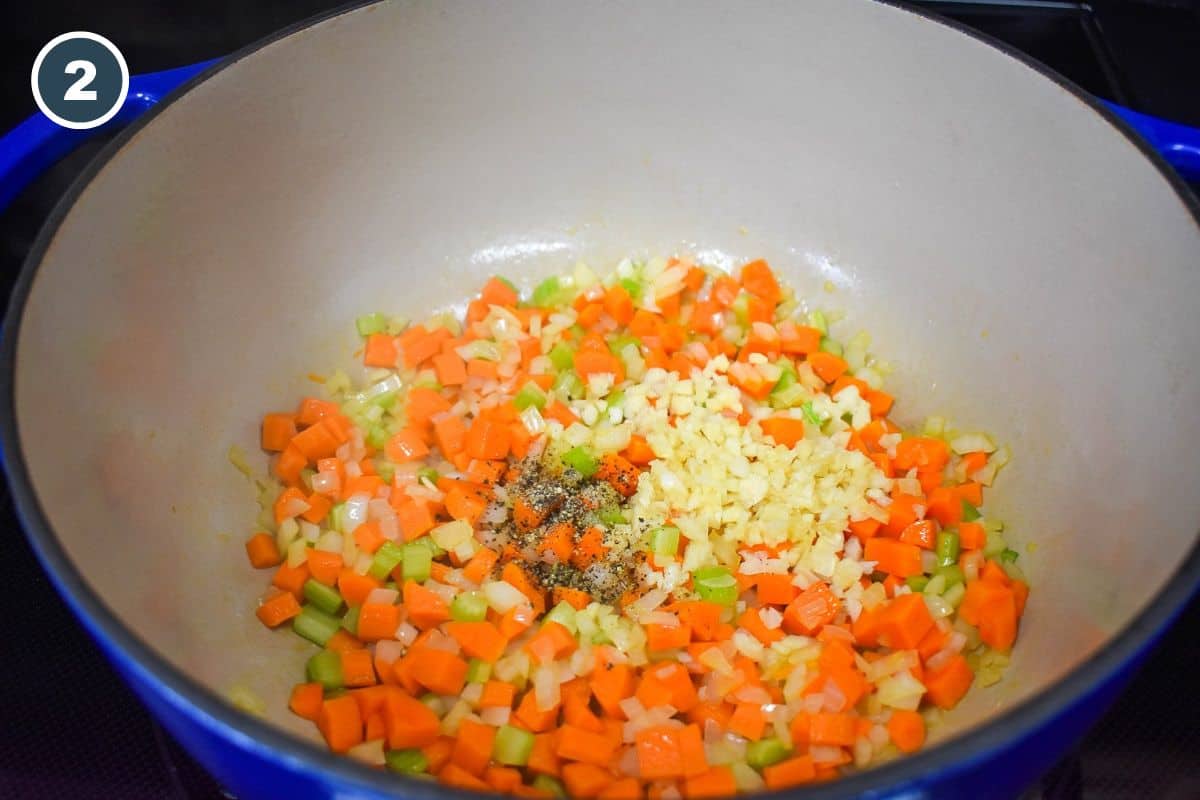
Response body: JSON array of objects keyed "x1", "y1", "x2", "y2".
[
  {"x1": 1, "y1": 56, "x2": 1198, "y2": 212},
  {"x1": 0, "y1": 58, "x2": 218, "y2": 210}
]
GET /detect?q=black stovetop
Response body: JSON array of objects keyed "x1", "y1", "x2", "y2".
[{"x1": 1, "y1": 2, "x2": 1198, "y2": 798}]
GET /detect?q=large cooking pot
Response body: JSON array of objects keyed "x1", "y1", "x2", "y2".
[{"x1": 2, "y1": 2, "x2": 1198, "y2": 798}]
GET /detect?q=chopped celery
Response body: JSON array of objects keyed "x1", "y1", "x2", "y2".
[
  {"x1": 451, "y1": 591, "x2": 489, "y2": 622},
  {"x1": 800, "y1": 401, "x2": 825, "y2": 426},
  {"x1": 402, "y1": 542, "x2": 433, "y2": 583},
  {"x1": 293, "y1": 605, "x2": 342, "y2": 646},
  {"x1": 385, "y1": 748, "x2": 428, "y2": 775},
  {"x1": 807, "y1": 310, "x2": 828, "y2": 335},
  {"x1": 983, "y1": 531, "x2": 1008, "y2": 558},
  {"x1": 419, "y1": 693, "x2": 442, "y2": 713},
  {"x1": 771, "y1": 368, "x2": 797, "y2": 395},
  {"x1": 819, "y1": 336, "x2": 843, "y2": 356},
  {"x1": 746, "y1": 737, "x2": 790, "y2": 770},
  {"x1": 1000, "y1": 548, "x2": 1019, "y2": 564},
  {"x1": 693, "y1": 566, "x2": 738, "y2": 605},
  {"x1": 544, "y1": 601, "x2": 578, "y2": 634},
  {"x1": 303, "y1": 579, "x2": 344, "y2": 615},
  {"x1": 606, "y1": 389, "x2": 626, "y2": 411},
  {"x1": 562, "y1": 445, "x2": 599, "y2": 478},
  {"x1": 548, "y1": 342, "x2": 576, "y2": 372},
  {"x1": 923, "y1": 574, "x2": 947, "y2": 596},
  {"x1": 532, "y1": 276, "x2": 573, "y2": 307},
  {"x1": 514, "y1": 381, "x2": 548, "y2": 411},
  {"x1": 492, "y1": 724, "x2": 536, "y2": 766},
  {"x1": 466, "y1": 658, "x2": 492, "y2": 684},
  {"x1": 306, "y1": 649, "x2": 343, "y2": 690},
  {"x1": 906, "y1": 575, "x2": 930, "y2": 592},
  {"x1": 936, "y1": 531, "x2": 961, "y2": 568},
  {"x1": 598, "y1": 506, "x2": 626, "y2": 527},
  {"x1": 607, "y1": 334, "x2": 641, "y2": 356},
  {"x1": 618, "y1": 277, "x2": 642, "y2": 298},
  {"x1": 417, "y1": 467, "x2": 440, "y2": 485},
  {"x1": 647, "y1": 525, "x2": 680, "y2": 557},
  {"x1": 340, "y1": 605, "x2": 360, "y2": 635},
  {"x1": 961, "y1": 499, "x2": 982, "y2": 522},
  {"x1": 328, "y1": 503, "x2": 347, "y2": 534},
  {"x1": 552, "y1": 370, "x2": 585, "y2": 400},
  {"x1": 376, "y1": 463, "x2": 396, "y2": 484},
  {"x1": 372, "y1": 391, "x2": 398, "y2": 410},
  {"x1": 411, "y1": 534, "x2": 446, "y2": 559},
  {"x1": 355, "y1": 312, "x2": 387, "y2": 337},
  {"x1": 936, "y1": 564, "x2": 965, "y2": 590},
  {"x1": 532, "y1": 775, "x2": 567, "y2": 798},
  {"x1": 366, "y1": 426, "x2": 388, "y2": 451},
  {"x1": 943, "y1": 581, "x2": 967, "y2": 609},
  {"x1": 369, "y1": 541, "x2": 405, "y2": 581}
]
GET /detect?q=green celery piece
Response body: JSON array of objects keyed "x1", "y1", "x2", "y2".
[
  {"x1": 417, "y1": 467, "x2": 440, "y2": 485},
  {"x1": 369, "y1": 541, "x2": 405, "y2": 580},
  {"x1": 340, "y1": 605, "x2": 360, "y2": 635},
  {"x1": 961, "y1": 499, "x2": 982, "y2": 522},
  {"x1": 306, "y1": 649, "x2": 343, "y2": 690},
  {"x1": 819, "y1": 336, "x2": 843, "y2": 356},
  {"x1": 552, "y1": 370, "x2": 585, "y2": 400},
  {"x1": 532, "y1": 276, "x2": 574, "y2": 308},
  {"x1": 543, "y1": 601, "x2": 578, "y2": 634},
  {"x1": 492, "y1": 724, "x2": 536, "y2": 766},
  {"x1": 800, "y1": 401, "x2": 824, "y2": 426},
  {"x1": 466, "y1": 658, "x2": 492, "y2": 684},
  {"x1": 292, "y1": 605, "x2": 342, "y2": 646},
  {"x1": 608, "y1": 334, "x2": 641, "y2": 356},
  {"x1": 303, "y1": 578, "x2": 344, "y2": 615},
  {"x1": 771, "y1": 368, "x2": 798, "y2": 394},
  {"x1": 647, "y1": 525, "x2": 680, "y2": 556},
  {"x1": 598, "y1": 506, "x2": 626, "y2": 527},
  {"x1": 618, "y1": 278, "x2": 642, "y2": 298},
  {"x1": 693, "y1": 566, "x2": 738, "y2": 605},
  {"x1": 936, "y1": 564, "x2": 965, "y2": 590},
  {"x1": 936, "y1": 531, "x2": 961, "y2": 568},
  {"x1": 366, "y1": 425, "x2": 388, "y2": 451},
  {"x1": 402, "y1": 542, "x2": 433, "y2": 583},
  {"x1": 562, "y1": 445, "x2": 599, "y2": 478},
  {"x1": 514, "y1": 381, "x2": 548, "y2": 411},
  {"x1": 606, "y1": 389, "x2": 626, "y2": 411},
  {"x1": 451, "y1": 591, "x2": 489, "y2": 622},
  {"x1": 532, "y1": 775, "x2": 567, "y2": 798},
  {"x1": 906, "y1": 575, "x2": 930, "y2": 592},
  {"x1": 385, "y1": 748, "x2": 429, "y2": 774},
  {"x1": 1000, "y1": 548, "x2": 1019, "y2": 564},
  {"x1": 746, "y1": 737, "x2": 791, "y2": 770},
  {"x1": 807, "y1": 310, "x2": 828, "y2": 335},
  {"x1": 548, "y1": 342, "x2": 576, "y2": 372},
  {"x1": 356, "y1": 312, "x2": 387, "y2": 336}
]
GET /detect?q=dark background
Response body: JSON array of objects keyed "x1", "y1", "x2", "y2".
[{"x1": 1, "y1": 2, "x2": 1198, "y2": 799}]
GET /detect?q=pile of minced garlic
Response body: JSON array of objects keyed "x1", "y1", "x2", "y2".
[{"x1": 545, "y1": 354, "x2": 892, "y2": 616}]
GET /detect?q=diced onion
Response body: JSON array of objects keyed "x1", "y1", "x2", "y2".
[
  {"x1": 364, "y1": 588, "x2": 399, "y2": 606},
  {"x1": 482, "y1": 581, "x2": 527, "y2": 613}
]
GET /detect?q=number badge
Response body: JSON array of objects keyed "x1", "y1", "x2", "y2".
[{"x1": 31, "y1": 32, "x2": 129, "y2": 130}]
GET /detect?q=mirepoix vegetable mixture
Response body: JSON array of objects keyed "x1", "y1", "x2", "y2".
[{"x1": 241, "y1": 256, "x2": 1027, "y2": 797}]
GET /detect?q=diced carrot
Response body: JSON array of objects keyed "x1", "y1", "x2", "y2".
[
  {"x1": 959, "y1": 521, "x2": 987, "y2": 551},
  {"x1": 256, "y1": 591, "x2": 301, "y2": 628},
  {"x1": 395, "y1": 499, "x2": 437, "y2": 541},
  {"x1": 635, "y1": 662, "x2": 698, "y2": 713},
  {"x1": 562, "y1": 762, "x2": 616, "y2": 797},
  {"x1": 809, "y1": 712, "x2": 857, "y2": 746},
  {"x1": 783, "y1": 582, "x2": 841, "y2": 635},
  {"x1": 273, "y1": 487, "x2": 309, "y2": 525},
  {"x1": 350, "y1": 519, "x2": 385, "y2": 555},
  {"x1": 404, "y1": 647, "x2": 468, "y2": 696},
  {"x1": 597, "y1": 777, "x2": 640, "y2": 800},
  {"x1": 463, "y1": 547, "x2": 499, "y2": 585},
  {"x1": 574, "y1": 349, "x2": 625, "y2": 383},
  {"x1": 261, "y1": 413, "x2": 297, "y2": 452},
  {"x1": 514, "y1": 690, "x2": 560, "y2": 733},
  {"x1": 622, "y1": 434, "x2": 656, "y2": 466},
  {"x1": 738, "y1": 608, "x2": 784, "y2": 645},
  {"x1": 893, "y1": 437, "x2": 950, "y2": 473},
  {"x1": 740, "y1": 259, "x2": 781, "y2": 305},
  {"x1": 306, "y1": 550, "x2": 344, "y2": 586},
  {"x1": 877, "y1": 593, "x2": 935, "y2": 650},
  {"x1": 865, "y1": 388, "x2": 895, "y2": 416},
  {"x1": 479, "y1": 680, "x2": 516, "y2": 709},
  {"x1": 807, "y1": 351, "x2": 848, "y2": 383},
  {"x1": 272, "y1": 561, "x2": 309, "y2": 598},
  {"x1": 405, "y1": 386, "x2": 451, "y2": 428},
  {"x1": 403, "y1": 580, "x2": 451, "y2": 630},
  {"x1": 674, "y1": 601, "x2": 723, "y2": 642},
  {"x1": 451, "y1": 718, "x2": 497, "y2": 776},
  {"x1": 356, "y1": 602, "x2": 401, "y2": 641},
  {"x1": 923, "y1": 487, "x2": 962, "y2": 527},
  {"x1": 439, "y1": 763, "x2": 490, "y2": 791},
  {"x1": 556, "y1": 723, "x2": 620, "y2": 766},
  {"x1": 481, "y1": 276, "x2": 520, "y2": 307},
  {"x1": 778, "y1": 322, "x2": 823, "y2": 355},
  {"x1": 864, "y1": 538, "x2": 923, "y2": 578},
  {"x1": 466, "y1": 358, "x2": 499, "y2": 379},
  {"x1": 552, "y1": 586, "x2": 592, "y2": 611},
  {"x1": 646, "y1": 621, "x2": 693, "y2": 651},
  {"x1": 1011, "y1": 579, "x2": 1030, "y2": 618},
  {"x1": 290, "y1": 417, "x2": 344, "y2": 462},
  {"x1": 957, "y1": 481, "x2": 984, "y2": 506},
  {"x1": 763, "y1": 755, "x2": 816, "y2": 789},
  {"x1": 380, "y1": 689, "x2": 441, "y2": 749},
  {"x1": 899, "y1": 519, "x2": 938, "y2": 550},
  {"x1": 887, "y1": 709, "x2": 926, "y2": 753},
  {"x1": 385, "y1": 427, "x2": 429, "y2": 463},
  {"x1": 363, "y1": 333, "x2": 398, "y2": 367},
  {"x1": 245, "y1": 532, "x2": 281, "y2": 569},
  {"x1": 591, "y1": 658, "x2": 637, "y2": 718},
  {"x1": 445, "y1": 621, "x2": 508, "y2": 663},
  {"x1": 595, "y1": 453, "x2": 640, "y2": 498},
  {"x1": 274, "y1": 444, "x2": 307, "y2": 486},
  {"x1": 635, "y1": 724, "x2": 707, "y2": 780},
  {"x1": 537, "y1": 521, "x2": 575, "y2": 564},
  {"x1": 340, "y1": 648, "x2": 377, "y2": 687},
  {"x1": 502, "y1": 562, "x2": 546, "y2": 615},
  {"x1": 464, "y1": 416, "x2": 511, "y2": 461},
  {"x1": 525, "y1": 620, "x2": 578, "y2": 664},
  {"x1": 444, "y1": 485, "x2": 488, "y2": 526},
  {"x1": 759, "y1": 416, "x2": 806, "y2": 448},
  {"x1": 685, "y1": 766, "x2": 738, "y2": 799},
  {"x1": 848, "y1": 517, "x2": 882, "y2": 542},
  {"x1": 288, "y1": 682, "x2": 323, "y2": 721},
  {"x1": 317, "y1": 694, "x2": 363, "y2": 753},
  {"x1": 572, "y1": 526, "x2": 610, "y2": 570},
  {"x1": 924, "y1": 654, "x2": 974, "y2": 709},
  {"x1": 728, "y1": 702, "x2": 767, "y2": 741}
]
